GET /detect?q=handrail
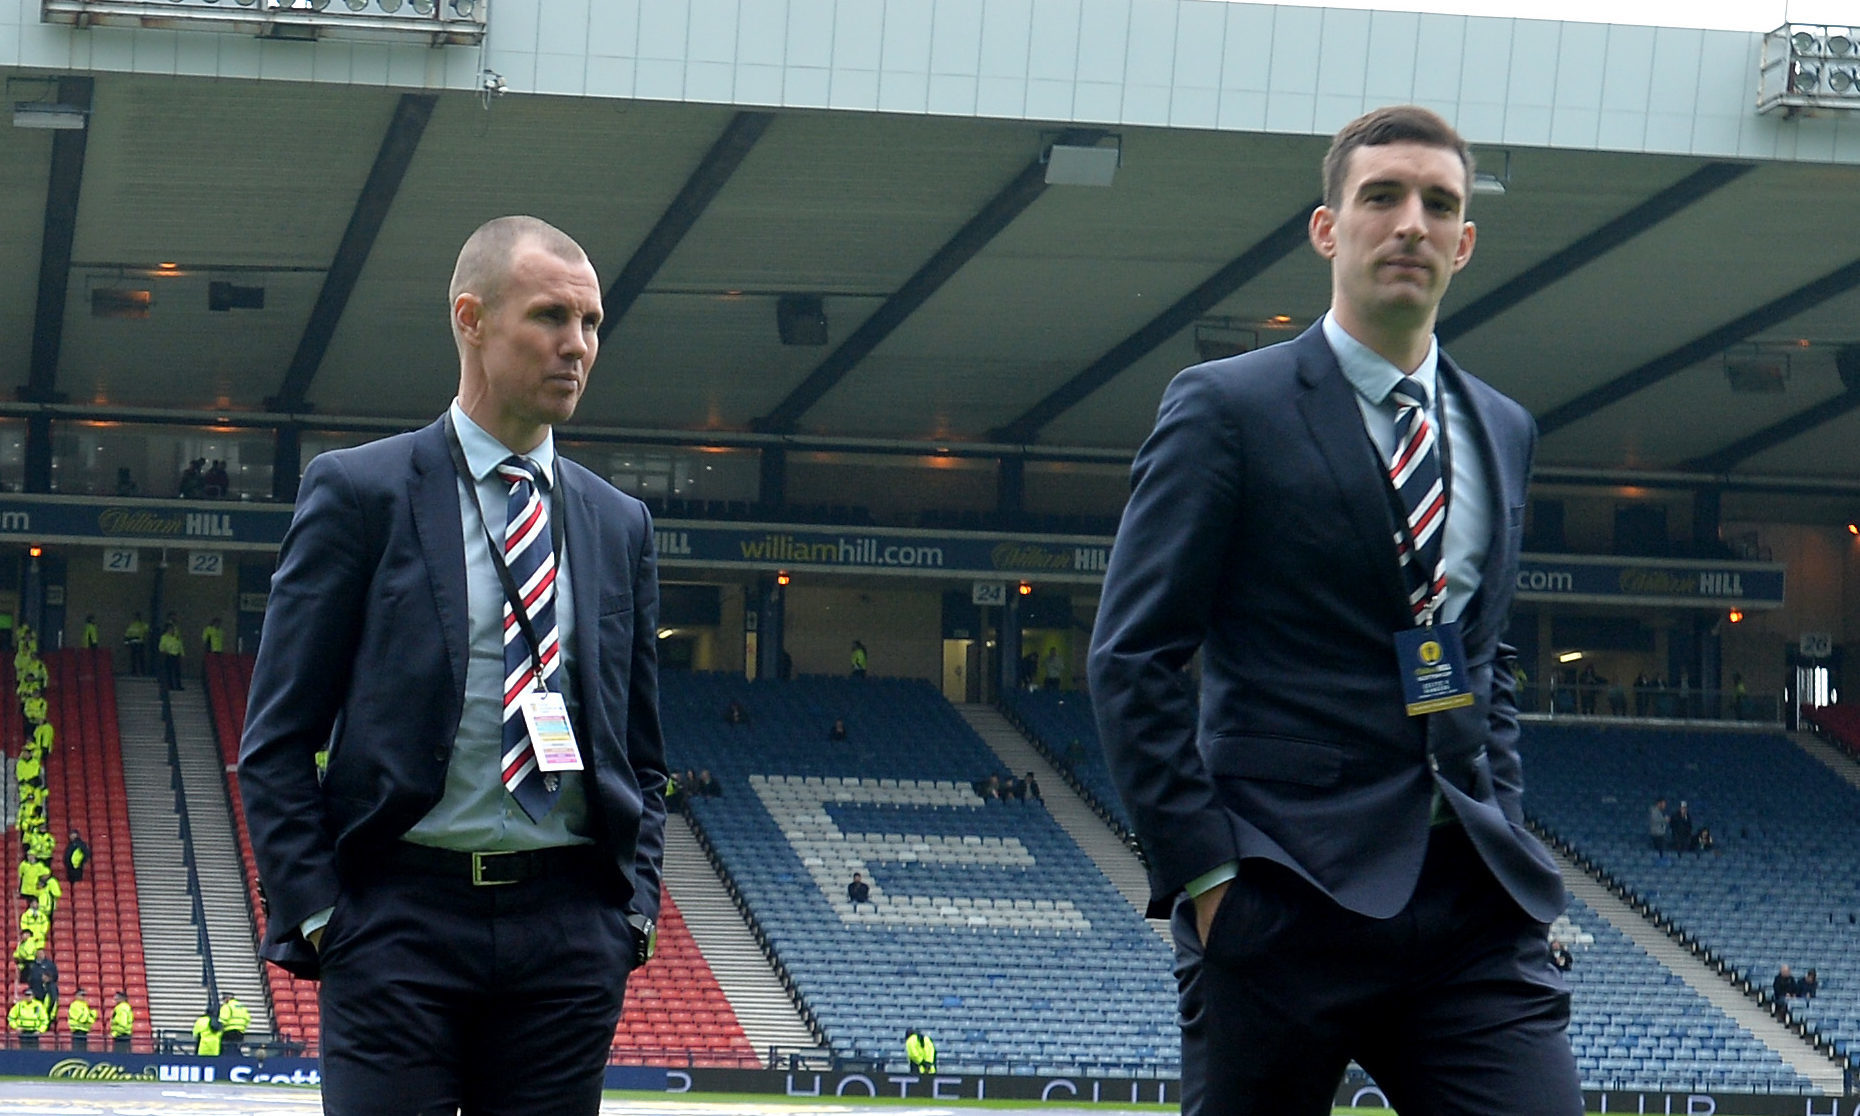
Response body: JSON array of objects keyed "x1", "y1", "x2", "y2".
[{"x1": 160, "y1": 683, "x2": 220, "y2": 1012}]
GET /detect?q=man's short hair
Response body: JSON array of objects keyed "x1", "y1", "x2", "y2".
[
  {"x1": 1321, "y1": 105, "x2": 1475, "y2": 209},
  {"x1": 448, "y1": 215, "x2": 589, "y2": 342}
]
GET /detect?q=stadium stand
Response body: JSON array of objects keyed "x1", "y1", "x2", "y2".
[
  {"x1": 998, "y1": 689, "x2": 1133, "y2": 839},
  {"x1": 668, "y1": 671, "x2": 1178, "y2": 1075},
  {"x1": 202, "y1": 652, "x2": 757, "y2": 1066},
  {"x1": 1521, "y1": 723, "x2": 1840, "y2": 1091},
  {"x1": 1555, "y1": 897, "x2": 1809, "y2": 1092},
  {"x1": 4, "y1": 650, "x2": 154, "y2": 1050}
]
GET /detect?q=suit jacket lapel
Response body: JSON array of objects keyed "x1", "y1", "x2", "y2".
[
  {"x1": 559, "y1": 462, "x2": 604, "y2": 755},
  {"x1": 1437, "y1": 354, "x2": 1514, "y2": 650},
  {"x1": 1292, "y1": 330, "x2": 1411, "y2": 628},
  {"x1": 408, "y1": 419, "x2": 470, "y2": 704}
]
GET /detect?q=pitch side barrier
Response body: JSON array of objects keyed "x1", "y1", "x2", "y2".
[{"x1": 2, "y1": 1053, "x2": 1850, "y2": 1111}]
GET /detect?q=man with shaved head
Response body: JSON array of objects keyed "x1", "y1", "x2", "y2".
[{"x1": 241, "y1": 215, "x2": 667, "y2": 1114}]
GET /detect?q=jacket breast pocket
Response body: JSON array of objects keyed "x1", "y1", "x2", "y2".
[{"x1": 599, "y1": 592, "x2": 633, "y2": 617}]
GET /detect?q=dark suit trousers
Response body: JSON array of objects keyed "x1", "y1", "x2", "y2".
[
  {"x1": 1173, "y1": 824, "x2": 1581, "y2": 1116},
  {"x1": 317, "y1": 856, "x2": 634, "y2": 1116}
]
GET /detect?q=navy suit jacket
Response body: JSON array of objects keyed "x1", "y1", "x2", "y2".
[
  {"x1": 239, "y1": 417, "x2": 668, "y2": 978},
  {"x1": 1088, "y1": 324, "x2": 1563, "y2": 924}
]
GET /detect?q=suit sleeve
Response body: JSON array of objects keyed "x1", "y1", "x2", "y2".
[
  {"x1": 1087, "y1": 363, "x2": 1243, "y2": 913},
  {"x1": 623, "y1": 505, "x2": 668, "y2": 927},
  {"x1": 238, "y1": 453, "x2": 369, "y2": 968}
]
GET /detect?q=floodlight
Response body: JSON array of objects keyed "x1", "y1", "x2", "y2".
[
  {"x1": 1834, "y1": 68, "x2": 1859, "y2": 93},
  {"x1": 411, "y1": 0, "x2": 434, "y2": 11},
  {"x1": 450, "y1": 0, "x2": 475, "y2": 15},
  {"x1": 1795, "y1": 62, "x2": 1822, "y2": 91},
  {"x1": 1830, "y1": 33, "x2": 1855, "y2": 56},
  {"x1": 1793, "y1": 30, "x2": 1821, "y2": 54}
]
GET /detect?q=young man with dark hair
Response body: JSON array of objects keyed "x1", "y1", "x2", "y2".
[{"x1": 1091, "y1": 105, "x2": 1580, "y2": 1115}]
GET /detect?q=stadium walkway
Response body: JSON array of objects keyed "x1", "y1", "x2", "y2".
[
  {"x1": 661, "y1": 813, "x2": 817, "y2": 1063},
  {"x1": 959, "y1": 704, "x2": 1169, "y2": 943}
]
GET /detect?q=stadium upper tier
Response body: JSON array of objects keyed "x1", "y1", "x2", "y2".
[{"x1": 666, "y1": 672, "x2": 1178, "y2": 1075}]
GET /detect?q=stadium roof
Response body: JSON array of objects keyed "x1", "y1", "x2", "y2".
[{"x1": 1, "y1": 3, "x2": 1859, "y2": 493}]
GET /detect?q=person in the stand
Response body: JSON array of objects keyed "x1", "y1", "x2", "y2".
[
  {"x1": 850, "y1": 640, "x2": 868, "y2": 679},
  {"x1": 64, "y1": 831, "x2": 88, "y2": 885},
  {"x1": 1668, "y1": 802, "x2": 1694, "y2": 854},
  {"x1": 109, "y1": 991, "x2": 134, "y2": 1052},
  {"x1": 217, "y1": 992, "x2": 250, "y2": 1050},
  {"x1": 1549, "y1": 940, "x2": 1574, "y2": 972},
  {"x1": 904, "y1": 1027, "x2": 936, "y2": 1074},
  {"x1": 9, "y1": 985, "x2": 46, "y2": 1049},
  {"x1": 157, "y1": 623, "x2": 185, "y2": 691},
  {"x1": 80, "y1": 615, "x2": 99, "y2": 650},
  {"x1": 17, "y1": 898, "x2": 46, "y2": 943},
  {"x1": 192, "y1": 1005, "x2": 223, "y2": 1057},
  {"x1": 123, "y1": 613, "x2": 149, "y2": 676},
  {"x1": 66, "y1": 987, "x2": 96, "y2": 1051},
  {"x1": 847, "y1": 872, "x2": 870, "y2": 906}
]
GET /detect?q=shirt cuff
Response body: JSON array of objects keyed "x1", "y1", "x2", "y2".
[
  {"x1": 1184, "y1": 861, "x2": 1239, "y2": 898},
  {"x1": 300, "y1": 907, "x2": 334, "y2": 941}
]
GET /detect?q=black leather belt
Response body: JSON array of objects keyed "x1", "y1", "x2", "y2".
[{"x1": 382, "y1": 842, "x2": 601, "y2": 887}]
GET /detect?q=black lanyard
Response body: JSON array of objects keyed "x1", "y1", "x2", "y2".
[
  {"x1": 1373, "y1": 372, "x2": 1453, "y2": 624},
  {"x1": 443, "y1": 411, "x2": 566, "y2": 685}
]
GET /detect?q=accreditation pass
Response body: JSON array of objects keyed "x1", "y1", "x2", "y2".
[{"x1": 520, "y1": 690, "x2": 585, "y2": 771}]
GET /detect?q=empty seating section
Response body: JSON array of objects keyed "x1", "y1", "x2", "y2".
[
  {"x1": 1522, "y1": 723, "x2": 1837, "y2": 1091},
  {"x1": 1804, "y1": 704, "x2": 1860, "y2": 758},
  {"x1": 999, "y1": 690, "x2": 1132, "y2": 837},
  {"x1": 668, "y1": 672, "x2": 1177, "y2": 1075},
  {"x1": 203, "y1": 652, "x2": 754, "y2": 1066},
  {"x1": 1556, "y1": 897, "x2": 1805, "y2": 1092},
  {"x1": 610, "y1": 894, "x2": 759, "y2": 1067},
  {"x1": 5, "y1": 651, "x2": 154, "y2": 1049}
]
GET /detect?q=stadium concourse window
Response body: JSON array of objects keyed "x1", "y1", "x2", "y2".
[
  {"x1": 52, "y1": 422, "x2": 272, "y2": 500},
  {"x1": 0, "y1": 420, "x2": 23, "y2": 493},
  {"x1": 557, "y1": 441, "x2": 758, "y2": 515}
]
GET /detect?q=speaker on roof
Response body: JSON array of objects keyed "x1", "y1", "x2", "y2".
[{"x1": 777, "y1": 294, "x2": 828, "y2": 346}]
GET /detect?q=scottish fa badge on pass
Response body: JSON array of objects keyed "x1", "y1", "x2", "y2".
[{"x1": 1394, "y1": 622, "x2": 1475, "y2": 717}]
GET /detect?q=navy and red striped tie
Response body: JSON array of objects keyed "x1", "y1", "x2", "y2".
[
  {"x1": 496, "y1": 455, "x2": 562, "y2": 820},
  {"x1": 1388, "y1": 378, "x2": 1447, "y2": 622}
]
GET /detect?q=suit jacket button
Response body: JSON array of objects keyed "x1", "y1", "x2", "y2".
[
  {"x1": 1428, "y1": 755, "x2": 1440, "y2": 773},
  {"x1": 432, "y1": 748, "x2": 447, "y2": 762}
]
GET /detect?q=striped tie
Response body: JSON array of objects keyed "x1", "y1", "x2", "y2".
[
  {"x1": 496, "y1": 455, "x2": 562, "y2": 820},
  {"x1": 1388, "y1": 377, "x2": 1447, "y2": 623}
]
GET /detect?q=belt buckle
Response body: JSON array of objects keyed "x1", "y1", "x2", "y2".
[{"x1": 470, "y1": 850, "x2": 519, "y2": 887}]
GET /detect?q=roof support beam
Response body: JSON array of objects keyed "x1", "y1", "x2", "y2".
[
  {"x1": 22, "y1": 76, "x2": 95, "y2": 407},
  {"x1": 1439, "y1": 162, "x2": 1752, "y2": 344},
  {"x1": 268, "y1": 92, "x2": 437, "y2": 412},
  {"x1": 990, "y1": 201, "x2": 1316, "y2": 443},
  {"x1": 755, "y1": 128, "x2": 1105, "y2": 435},
  {"x1": 1679, "y1": 392, "x2": 1860, "y2": 474},
  {"x1": 1537, "y1": 257, "x2": 1860, "y2": 436},
  {"x1": 598, "y1": 111, "x2": 772, "y2": 341},
  {"x1": 1681, "y1": 347, "x2": 1860, "y2": 473}
]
